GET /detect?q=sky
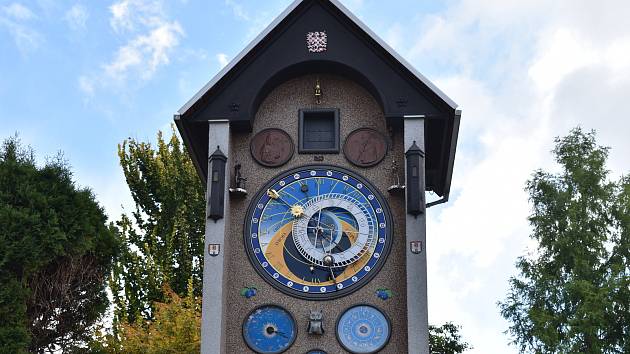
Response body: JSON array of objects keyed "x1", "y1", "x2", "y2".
[{"x1": 2, "y1": 0, "x2": 630, "y2": 352}]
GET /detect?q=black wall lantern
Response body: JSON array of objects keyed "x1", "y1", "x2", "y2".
[
  {"x1": 405, "y1": 141, "x2": 425, "y2": 217},
  {"x1": 207, "y1": 146, "x2": 227, "y2": 222}
]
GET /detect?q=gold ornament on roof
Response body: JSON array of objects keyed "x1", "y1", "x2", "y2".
[{"x1": 314, "y1": 79, "x2": 322, "y2": 104}]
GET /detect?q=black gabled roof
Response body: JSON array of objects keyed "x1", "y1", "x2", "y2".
[{"x1": 175, "y1": 0, "x2": 460, "y2": 201}]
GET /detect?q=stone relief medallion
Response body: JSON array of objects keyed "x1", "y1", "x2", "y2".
[
  {"x1": 343, "y1": 128, "x2": 388, "y2": 167},
  {"x1": 250, "y1": 128, "x2": 294, "y2": 167}
]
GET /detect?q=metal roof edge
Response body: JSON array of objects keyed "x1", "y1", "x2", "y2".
[
  {"x1": 177, "y1": 0, "x2": 304, "y2": 116},
  {"x1": 174, "y1": 114, "x2": 207, "y2": 184},
  {"x1": 442, "y1": 107, "x2": 461, "y2": 196}
]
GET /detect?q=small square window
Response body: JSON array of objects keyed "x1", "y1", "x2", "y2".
[{"x1": 299, "y1": 109, "x2": 339, "y2": 153}]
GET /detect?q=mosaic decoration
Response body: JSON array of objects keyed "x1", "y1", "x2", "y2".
[
  {"x1": 240, "y1": 286, "x2": 258, "y2": 299},
  {"x1": 307, "y1": 31, "x2": 327, "y2": 53},
  {"x1": 375, "y1": 288, "x2": 392, "y2": 301}
]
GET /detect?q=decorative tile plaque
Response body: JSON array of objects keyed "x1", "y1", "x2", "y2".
[{"x1": 307, "y1": 31, "x2": 327, "y2": 52}]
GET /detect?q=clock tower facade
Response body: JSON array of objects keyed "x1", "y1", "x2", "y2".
[{"x1": 176, "y1": 1, "x2": 460, "y2": 353}]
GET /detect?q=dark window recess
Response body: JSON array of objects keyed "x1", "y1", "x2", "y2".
[{"x1": 299, "y1": 109, "x2": 339, "y2": 153}]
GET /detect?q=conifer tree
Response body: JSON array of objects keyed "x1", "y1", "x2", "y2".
[
  {"x1": 0, "y1": 136, "x2": 117, "y2": 353},
  {"x1": 500, "y1": 128, "x2": 630, "y2": 353}
]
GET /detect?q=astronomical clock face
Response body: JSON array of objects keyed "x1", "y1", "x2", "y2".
[
  {"x1": 242, "y1": 305, "x2": 297, "y2": 354},
  {"x1": 244, "y1": 166, "x2": 392, "y2": 300},
  {"x1": 336, "y1": 305, "x2": 391, "y2": 353}
]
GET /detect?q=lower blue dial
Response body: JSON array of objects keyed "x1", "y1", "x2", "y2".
[
  {"x1": 336, "y1": 305, "x2": 390, "y2": 354},
  {"x1": 243, "y1": 305, "x2": 297, "y2": 354}
]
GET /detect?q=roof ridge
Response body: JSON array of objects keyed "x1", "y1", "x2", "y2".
[{"x1": 177, "y1": 0, "x2": 457, "y2": 116}]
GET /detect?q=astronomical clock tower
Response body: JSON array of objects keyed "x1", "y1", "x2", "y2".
[{"x1": 176, "y1": 0, "x2": 460, "y2": 353}]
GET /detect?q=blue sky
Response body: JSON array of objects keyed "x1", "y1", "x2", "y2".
[{"x1": 2, "y1": 0, "x2": 630, "y2": 352}]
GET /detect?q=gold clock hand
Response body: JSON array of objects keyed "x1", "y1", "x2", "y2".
[{"x1": 268, "y1": 189, "x2": 304, "y2": 218}]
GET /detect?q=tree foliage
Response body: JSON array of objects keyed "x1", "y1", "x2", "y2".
[
  {"x1": 111, "y1": 127, "x2": 205, "y2": 325},
  {"x1": 429, "y1": 322, "x2": 472, "y2": 353},
  {"x1": 92, "y1": 281, "x2": 201, "y2": 354},
  {"x1": 0, "y1": 136, "x2": 118, "y2": 353},
  {"x1": 499, "y1": 128, "x2": 630, "y2": 353}
]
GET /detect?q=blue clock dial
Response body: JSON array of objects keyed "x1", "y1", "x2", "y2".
[
  {"x1": 306, "y1": 350, "x2": 327, "y2": 354},
  {"x1": 336, "y1": 305, "x2": 391, "y2": 354},
  {"x1": 244, "y1": 166, "x2": 392, "y2": 300},
  {"x1": 243, "y1": 305, "x2": 297, "y2": 354}
]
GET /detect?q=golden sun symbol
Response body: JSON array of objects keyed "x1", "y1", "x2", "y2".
[{"x1": 290, "y1": 205, "x2": 304, "y2": 218}]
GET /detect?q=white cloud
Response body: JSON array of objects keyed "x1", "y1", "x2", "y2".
[
  {"x1": 216, "y1": 53, "x2": 229, "y2": 68},
  {"x1": 64, "y1": 4, "x2": 89, "y2": 31},
  {"x1": 3, "y1": 3, "x2": 35, "y2": 20},
  {"x1": 225, "y1": 0, "x2": 249, "y2": 21},
  {"x1": 104, "y1": 21, "x2": 183, "y2": 82},
  {"x1": 0, "y1": 3, "x2": 42, "y2": 54},
  {"x1": 528, "y1": 29, "x2": 599, "y2": 92},
  {"x1": 78, "y1": 75, "x2": 95, "y2": 96},
  {"x1": 109, "y1": 0, "x2": 166, "y2": 33},
  {"x1": 378, "y1": 0, "x2": 630, "y2": 352},
  {"x1": 79, "y1": 0, "x2": 184, "y2": 94},
  {"x1": 109, "y1": 0, "x2": 133, "y2": 32},
  {"x1": 105, "y1": 0, "x2": 183, "y2": 82}
]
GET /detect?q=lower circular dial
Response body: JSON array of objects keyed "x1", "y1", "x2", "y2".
[
  {"x1": 336, "y1": 305, "x2": 391, "y2": 354},
  {"x1": 243, "y1": 305, "x2": 297, "y2": 354}
]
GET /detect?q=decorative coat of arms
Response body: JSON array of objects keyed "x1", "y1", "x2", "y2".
[
  {"x1": 306, "y1": 31, "x2": 327, "y2": 52},
  {"x1": 410, "y1": 240, "x2": 423, "y2": 254},
  {"x1": 208, "y1": 243, "x2": 221, "y2": 256}
]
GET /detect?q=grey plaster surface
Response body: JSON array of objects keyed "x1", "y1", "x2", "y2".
[
  {"x1": 404, "y1": 117, "x2": 429, "y2": 354},
  {"x1": 222, "y1": 75, "x2": 408, "y2": 353},
  {"x1": 201, "y1": 121, "x2": 230, "y2": 354}
]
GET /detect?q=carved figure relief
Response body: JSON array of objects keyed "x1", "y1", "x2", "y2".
[
  {"x1": 343, "y1": 128, "x2": 388, "y2": 167},
  {"x1": 250, "y1": 128, "x2": 294, "y2": 167}
]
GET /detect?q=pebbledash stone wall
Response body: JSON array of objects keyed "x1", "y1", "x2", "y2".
[{"x1": 223, "y1": 74, "x2": 408, "y2": 353}]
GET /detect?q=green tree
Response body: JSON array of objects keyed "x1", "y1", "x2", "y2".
[
  {"x1": 429, "y1": 322, "x2": 471, "y2": 353},
  {"x1": 0, "y1": 136, "x2": 118, "y2": 353},
  {"x1": 91, "y1": 281, "x2": 201, "y2": 354},
  {"x1": 111, "y1": 127, "x2": 205, "y2": 325},
  {"x1": 499, "y1": 128, "x2": 630, "y2": 353}
]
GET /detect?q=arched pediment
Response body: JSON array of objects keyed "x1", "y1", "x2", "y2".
[{"x1": 175, "y1": 0, "x2": 460, "y2": 198}]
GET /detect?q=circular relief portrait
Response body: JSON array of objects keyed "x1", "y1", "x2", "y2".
[
  {"x1": 250, "y1": 128, "x2": 294, "y2": 167},
  {"x1": 343, "y1": 128, "x2": 388, "y2": 167}
]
